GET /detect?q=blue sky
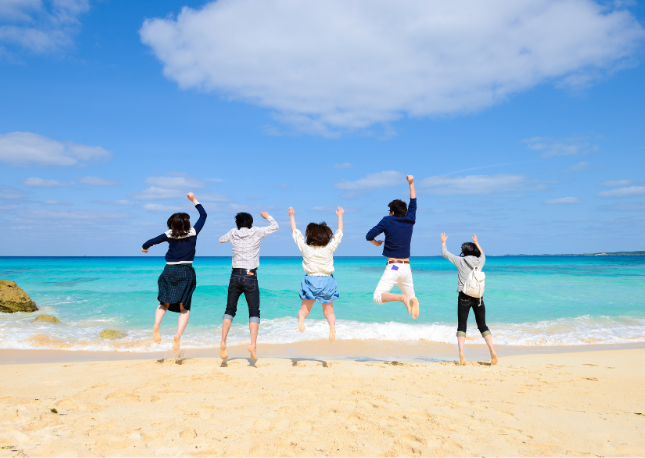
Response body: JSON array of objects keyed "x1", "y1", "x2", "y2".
[{"x1": 1, "y1": 0, "x2": 644, "y2": 256}]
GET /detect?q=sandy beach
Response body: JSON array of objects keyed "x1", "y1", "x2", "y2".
[{"x1": 1, "y1": 345, "x2": 644, "y2": 457}]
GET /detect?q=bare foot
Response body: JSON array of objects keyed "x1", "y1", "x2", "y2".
[
  {"x1": 153, "y1": 326, "x2": 161, "y2": 344},
  {"x1": 402, "y1": 293, "x2": 412, "y2": 314},
  {"x1": 329, "y1": 324, "x2": 336, "y2": 342},
  {"x1": 173, "y1": 335, "x2": 180, "y2": 353},
  {"x1": 491, "y1": 353, "x2": 498, "y2": 365},
  {"x1": 248, "y1": 345, "x2": 257, "y2": 361},
  {"x1": 298, "y1": 315, "x2": 305, "y2": 332},
  {"x1": 459, "y1": 352, "x2": 466, "y2": 366},
  {"x1": 220, "y1": 343, "x2": 228, "y2": 360},
  {"x1": 410, "y1": 297, "x2": 419, "y2": 320}
]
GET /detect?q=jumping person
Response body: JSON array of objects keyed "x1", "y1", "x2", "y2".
[
  {"x1": 219, "y1": 211, "x2": 279, "y2": 361},
  {"x1": 441, "y1": 233, "x2": 498, "y2": 366},
  {"x1": 141, "y1": 192, "x2": 207, "y2": 353},
  {"x1": 366, "y1": 175, "x2": 419, "y2": 319},
  {"x1": 288, "y1": 206, "x2": 343, "y2": 342}
]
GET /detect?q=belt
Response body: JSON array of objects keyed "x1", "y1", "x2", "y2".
[
  {"x1": 232, "y1": 268, "x2": 257, "y2": 274},
  {"x1": 387, "y1": 260, "x2": 410, "y2": 265}
]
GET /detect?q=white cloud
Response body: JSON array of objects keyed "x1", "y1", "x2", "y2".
[
  {"x1": 597, "y1": 186, "x2": 645, "y2": 198},
  {"x1": 140, "y1": 0, "x2": 644, "y2": 133},
  {"x1": 0, "y1": 0, "x2": 90, "y2": 54},
  {"x1": 600, "y1": 202, "x2": 645, "y2": 212},
  {"x1": 0, "y1": 132, "x2": 110, "y2": 167},
  {"x1": 132, "y1": 175, "x2": 207, "y2": 200},
  {"x1": 199, "y1": 192, "x2": 230, "y2": 202},
  {"x1": 43, "y1": 200, "x2": 72, "y2": 206},
  {"x1": 20, "y1": 209, "x2": 129, "y2": 221},
  {"x1": 100, "y1": 199, "x2": 137, "y2": 206},
  {"x1": 131, "y1": 186, "x2": 183, "y2": 200},
  {"x1": 144, "y1": 175, "x2": 205, "y2": 189},
  {"x1": 0, "y1": 186, "x2": 26, "y2": 200},
  {"x1": 565, "y1": 161, "x2": 592, "y2": 172},
  {"x1": 544, "y1": 197, "x2": 583, "y2": 204},
  {"x1": 524, "y1": 137, "x2": 599, "y2": 157},
  {"x1": 79, "y1": 176, "x2": 120, "y2": 187},
  {"x1": 228, "y1": 204, "x2": 276, "y2": 212},
  {"x1": 600, "y1": 179, "x2": 634, "y2": 187},
  {"x1": 335, "y1": 171, "x2": 403, "y2": 190},
  {"x1": 333, "y1": 163, "x2": 353, "y2": 169},
  {"x1": 22, "y1": 177, "x2": 75, "y2": 187},
  {"x1": 143, "y1": 203, "x2": 182, "y2": 213},
  {"x1": 419, "y1": 174, "x2": 527, "y2": 196}
]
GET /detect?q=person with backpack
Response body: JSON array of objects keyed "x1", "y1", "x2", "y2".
[{"x1": 440, "y1": 233, "x2": 498, "y2": 366}]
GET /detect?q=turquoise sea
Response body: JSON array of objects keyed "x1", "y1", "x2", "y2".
[{"x1": 1, "y1": 256, "x2": 644, "y2": 352}]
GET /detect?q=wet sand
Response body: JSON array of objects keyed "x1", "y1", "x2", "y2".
[{"x1": 1, "y1": 345, "x2": 644, "y2": 456}]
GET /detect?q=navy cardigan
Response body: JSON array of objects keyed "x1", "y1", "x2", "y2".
[{"x1": 142, "y1": 204, "x2": 207, "y2": 263}]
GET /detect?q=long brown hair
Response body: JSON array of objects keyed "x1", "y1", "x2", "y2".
[
  {"x1": 167, "y1": 212, "x2": 191, "y2": 238},
  {"x1": 305, "y1": 222, "x2": 334, "y2": 247}
]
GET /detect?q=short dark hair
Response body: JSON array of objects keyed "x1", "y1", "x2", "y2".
[
  {"x1": 388, "y1": 199, "x2": 407, "y2": 217},
  {"x1": 235, "y1": 212, "x2": 253, "y2": 229},
  {"x1": 460, "y1": 242, "x2": 481, "y2": 258},
  {"x1": 167, "y1": 213, "x2": 191, "y2": 238},
  {"x1": 305, "y1": 222, "x2": 334, "y2": 247}
]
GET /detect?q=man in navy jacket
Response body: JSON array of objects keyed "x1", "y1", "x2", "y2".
[{"x1": 366, "y1": 175, "x2": 420, "y2": 319}]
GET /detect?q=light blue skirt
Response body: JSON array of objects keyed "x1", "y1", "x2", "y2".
[{"x1": 299, "y1": 275, "x2": 339, "y2": 303}]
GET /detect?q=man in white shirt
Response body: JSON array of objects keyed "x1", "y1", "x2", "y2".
[{"x1": 219, "y1": 211, "x2": 278, "y2": 360}]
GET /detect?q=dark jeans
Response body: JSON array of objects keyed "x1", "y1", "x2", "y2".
[
  {"x1": 224, "y1": 268, "x2": 260, "y2": 323},
  {"x1": 457, "y1": 292, "x2": 491, "y2": 337}
]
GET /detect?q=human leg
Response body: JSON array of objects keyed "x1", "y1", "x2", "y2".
[
  {"x1": 456, "y1": 293, "x2": 471, "y2": 365},
  {"x1": 298, "y1": 300, "x2": 315, "y2": 332},
  {"x1": 153, "y1": 303, "x2": 169, "y2": 344},
  {"x1": 173, "y1": 303, "x2": 190, "y2": 352},
  {"x1": 397, "y1": 265, "x2": 419, "y2": 319},
  {"x1": 457, "y1": 335, "x2": 466, "y2": 365},
  {"x1": 242, "y1": 274, "x2": 260, "y2": 360},
  {"x1": 221, "y1": 274, "x2": 243, "y2": 359},
  {"x1": 472, "y1": 299, "x2": 497, "y2": 364},
  {"x1": 373, "y1": 267, "x2": 412, "y2": 313},
  {"x1": 322, "y1": 302, "x2": 336, "y2": 342},
  {"x1": 220, "y1": 319, "x2": 231, "y2": 359}
]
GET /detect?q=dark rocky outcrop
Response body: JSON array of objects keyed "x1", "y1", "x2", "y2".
[
  {"x1": 0, "y1": 280, "x2": 38, "y2": 313},
  {"x1": 32, "y1": 314, "x2": 61, "y2": 324},
  {"x1": 99, "y1": 329, "x2": 128, "y2": 340}
]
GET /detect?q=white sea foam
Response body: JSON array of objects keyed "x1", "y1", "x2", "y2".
[{"x1": 0, "y1": 314, "x2": 644, "y2": 352}]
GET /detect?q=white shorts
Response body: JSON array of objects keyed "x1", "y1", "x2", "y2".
[{"x1": 373, "y1": 263, "x2": 416, "y2": 304}]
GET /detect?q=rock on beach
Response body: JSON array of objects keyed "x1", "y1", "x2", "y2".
[
  {"x1": 99, "y1": 329, "x2": 128, "y2": 340},
  {"x1": 0, "y1": 280, "x2": 38, "y2": 313},
  {"x1": 32, "y1": 314, "x2": 61, "y2": 324}
]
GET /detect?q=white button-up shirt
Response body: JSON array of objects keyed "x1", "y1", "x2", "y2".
[{"x1": 219, "y1": 216, "x2": 279, "y2": 269}]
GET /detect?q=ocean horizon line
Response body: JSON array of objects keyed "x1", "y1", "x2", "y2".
[{"x1": 1, "y1": 252, "x2": 644, "y2": 259}]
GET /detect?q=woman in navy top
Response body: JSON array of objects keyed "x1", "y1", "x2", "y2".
[{"x1": 142, "y1": 192, "x2": 207, "y2": 353}]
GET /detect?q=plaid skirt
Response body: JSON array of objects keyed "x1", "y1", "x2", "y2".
[{"x1": 157, "y1": 264, "x2": 197, "y2": 313}]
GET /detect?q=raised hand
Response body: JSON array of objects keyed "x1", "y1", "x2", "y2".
[
  {"x1": 440, "y1": 233, "x2": 448, "y2": 243},
  {"x1": 406, "y1": 175, "x2": 414, "y2": 184},
  {"x1": 336, "y1": 206, "x2": 344, "y2": 217},
  {"x1": 260, "y1": 212, "x2": 269, "y2": 219},
  {"x1": 141, "y1": 248, "x2": 149, "y2": 253},
  {"x1": 187, "y1": 192, "x2": 197, "y2": 203},
  {"x1": 288, "y1": 207, "x2": 295, "y2": 217},
  {"x1": 472, "y1": 234, "x2": 479, "y2": 245}
]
